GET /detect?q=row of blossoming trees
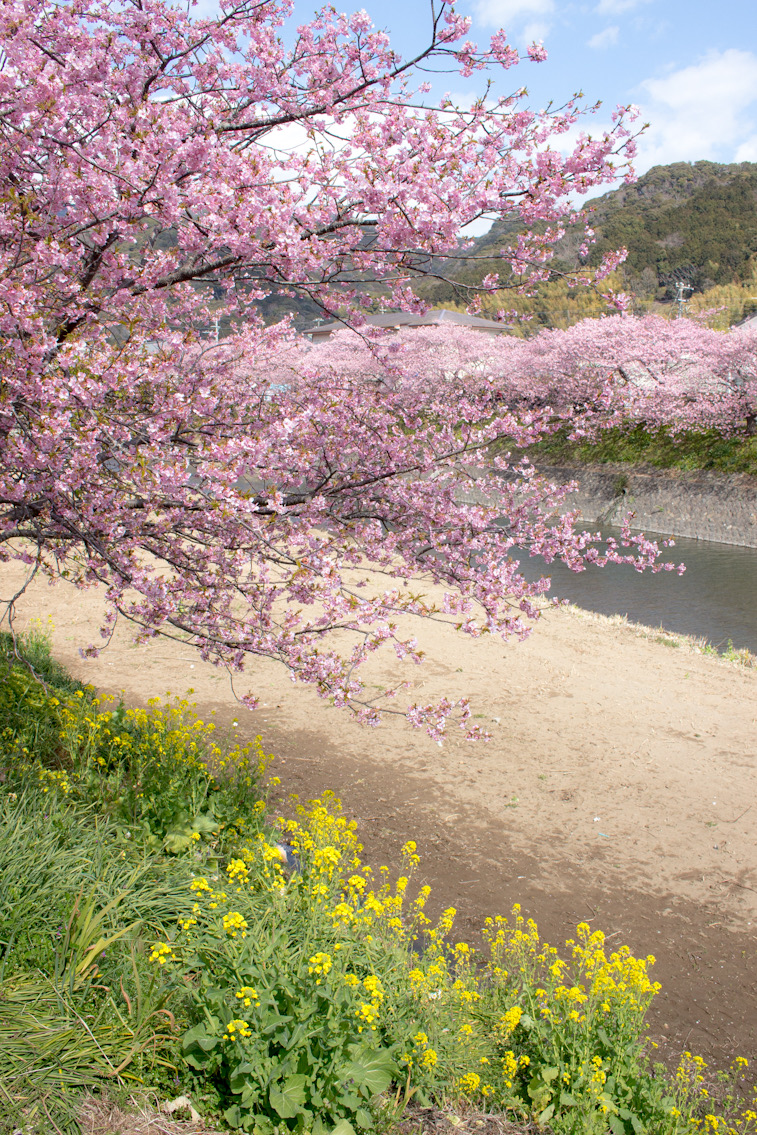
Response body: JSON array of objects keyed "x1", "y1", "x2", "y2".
[
  {"x1": 506, "y1": 314, "x2": 757, "y2": 435},
  {"x1": 306, "y1": 316, "x2": 757, "y2": 437},
  {"x1": 1, "y1": 0, "x2": 751, "y2": 737}
]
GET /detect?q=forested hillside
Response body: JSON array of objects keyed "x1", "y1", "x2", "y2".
[
  {"x1": 417, "y1": 161, "x2": 757, "y2": 331},
  {"x1": 584, "y1": 160, "x2": 757, "y2": 294}
]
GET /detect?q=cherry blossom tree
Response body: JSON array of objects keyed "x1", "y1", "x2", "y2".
[
  {"x1": 0, "y1": 0, "x2": 671, "y2": 736},
  {"x1": 497, "y1": 315, "x2": 757, "y2": 436}
]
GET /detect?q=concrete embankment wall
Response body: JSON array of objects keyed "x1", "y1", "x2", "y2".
[{"x1": 534, "y1": 465, "x2": 757, "y2": 548}]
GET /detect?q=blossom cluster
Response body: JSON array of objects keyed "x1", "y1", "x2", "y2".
[{"x1": 0, "y1": 0, "x2": 651, "y2": 738}]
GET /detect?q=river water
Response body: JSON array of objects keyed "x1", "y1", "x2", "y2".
[{"x1": 512, "y1": 529, "x2": 757, "y2": 655}]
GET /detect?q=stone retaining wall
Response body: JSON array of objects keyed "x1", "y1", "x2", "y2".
[
  {"x1": 456, "y1": 465, "x2": 757, "y2": 547},
  {"x1": 533, "y1": 465, "x2": 757, "y2": 548}
]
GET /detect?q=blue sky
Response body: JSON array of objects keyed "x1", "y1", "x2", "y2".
[
  {"x1": 454, "y1": 0, "x2": 757, "y2": 174},
  {"x1": 193, "y1": 0, "x2": 757, "y2": 215},
  {"x1": 262, "y1": 0, "x2": 757, "y2": 177}
]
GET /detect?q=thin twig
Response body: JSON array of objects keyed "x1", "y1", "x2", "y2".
[{"x1": 717, "y1": 805, "x2": 751, "y2": 824}]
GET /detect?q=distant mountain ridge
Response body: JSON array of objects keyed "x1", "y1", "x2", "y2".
[
  {"x1": 419, "y1": 160, "x2": 757, "y2": 307},
  {"x1": 582, "y1": 160, "x2": 757, "y2": 296},
  {"x1": 248, "y1": 160, "x2": 757, "y2": 327}
]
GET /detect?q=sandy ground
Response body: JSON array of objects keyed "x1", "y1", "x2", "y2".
[{"x1": 2, "y1": 560, "x2": 756, "y2": 1066}]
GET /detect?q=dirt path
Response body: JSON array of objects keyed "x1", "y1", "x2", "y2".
[{"x1": 2, "y1": 562, "x2": 756, "y2": 1066}]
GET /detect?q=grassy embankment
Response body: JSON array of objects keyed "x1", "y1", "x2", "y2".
[
  {"x1": 523, "y1": 426, "x2": 757, "y2": 477},
  {"x1": 1, "y1": 626, "x2": 755, "y2": 1135}
]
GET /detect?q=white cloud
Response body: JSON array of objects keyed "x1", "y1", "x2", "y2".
[
  {"x1": 523, "y1": 19, "x2": 551, "y2": 41},
  {"x1": 473, "y1": 0, "x2": 555, "y2": 37},
  {"x1": 588, "y1": 25, "x2": 619, "y2": 49},
  {"x1": 634, "y1": 49, "x2": 757, "y2": 171},
  {"x1": 735, "y1": 137, "x2": 757, "y2": 162},
  {"x1": 595, "y1": 0, "x2": 649, "y2": 12}
]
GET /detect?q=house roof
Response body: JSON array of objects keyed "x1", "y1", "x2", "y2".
[
  {"x1": 302, "y1": 308, "x2": 510, "y2": 338},
  {"x1": 734, "y1": 309, "x2": 757, "y2": 331}
]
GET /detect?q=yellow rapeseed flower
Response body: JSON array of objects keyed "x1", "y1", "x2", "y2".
[
  {"x1": 222, "y1": 911, "x2": 248, "y2": 939},
  {"x1": 225, "y1": 1018, "x2": 252, "y2": 1040},
  {"x1": 308, "y1": 952, "x2": 333, "y2": 980},
  {"x1": 149, "y1": 941, "x2": 176, "y2": 965},
  {"x1": 235, "y1": 986, "x2": 260, "y2": 1008}
]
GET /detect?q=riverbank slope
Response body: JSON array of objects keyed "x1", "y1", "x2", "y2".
[{"x1": 1, "y1": 559, "x2": 755, "y2": 1065}]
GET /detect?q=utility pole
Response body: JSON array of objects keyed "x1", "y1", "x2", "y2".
[{"x1": 673, "y1": 279, "x2": 694, "y2": 319}]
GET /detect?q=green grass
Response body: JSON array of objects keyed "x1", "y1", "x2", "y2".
[
  {"x1": 0, "y1": 621, "x2": 87, "y2": 692},
  {"x1": 1, "y1": 628, "x2": 756, "y2": 1135},
  {"x1": 0, "y1": 791, "x2": 195, "y2": 980},
  {"x1": 0, "y1": 790, "x2": 205, "y2": 1132},
  {"x1": 521, "y1": 425, "x2": 757, "y2": 476},
  {"x1": 0, "y1": 628, "x2": 270, "y2": 1133}
]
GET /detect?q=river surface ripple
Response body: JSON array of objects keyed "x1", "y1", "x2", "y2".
[{"x1": 512, "y1": 528, "x2": 757, "y2": 655}]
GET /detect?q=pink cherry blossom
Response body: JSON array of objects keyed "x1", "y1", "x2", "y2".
[{"x1": 0, "y1": 0, "x2": 669, "y2": 737}]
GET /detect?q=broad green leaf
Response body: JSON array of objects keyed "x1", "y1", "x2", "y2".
[
  {"x1": 269, "y1": 1074, "x2": 307, "y2": 1119},
  {"x1": 224, "y1": 1105, "x2": 243, "y2": 1128},
  {"x1": 263, "y1": 1015, "x2": 293, "y2": 1035},
  {"x1": 536, "y1": 1102, "x2": 555, "y2": 1125},
  {"x1": 336, "y1": 1091, "x2": 363, "y2": 1112},
  {"x1": 340, "y1": 1049, "x2": 398, "y2": 1097},
  {"x1": 230, "y1": 1061, "x2": 258, "y2": 1093},
  {"x1": 181, "y1": 1024, "x2": 219, "y2": 1070},
  {"x1": 286, "y1": 1022, "x2": 307, "y2": 1051},
  {"x1": 192, "y1": 813, "x2": 220, "y2": 833},
  {"x1": 163, "y1": 831, "x2": 192, "y2": 853},
  {"x1": 527, "y1": 1075, "x2": 553, "y2": 1111},
  {"x1": 184, "y1": 1050, "x2": 213, "y2": 1071},
  {"x1": 331, "y1": 1121, "x2": 356, "y2": 1135},
  {"x1": 182, "y1": 1024, "x2": 218, "y2": 1053},
  {"x1": 240, "y1": 1085, "x2": 259, "y2": 1108}
]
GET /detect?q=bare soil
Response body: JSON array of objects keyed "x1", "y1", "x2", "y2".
[
  {"x1": 2, "y1": 562, "x2": 756, "y2": 1069},
  {"x1": 78, "y1": 1093, "x2": 541, "y2": 1135}
]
